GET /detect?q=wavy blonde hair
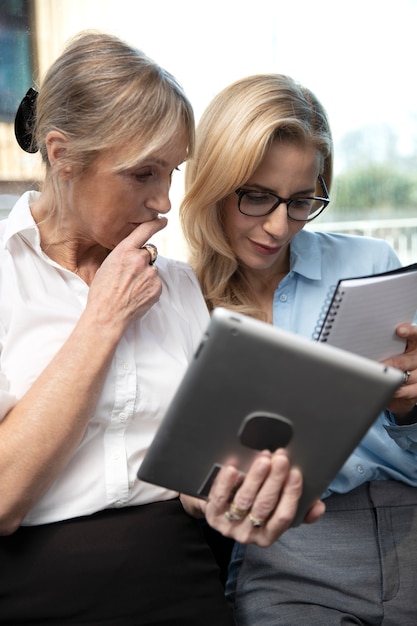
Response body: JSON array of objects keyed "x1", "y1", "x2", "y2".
[{"x1": 180, "y1": 74, "x2": 333, "y2": 318}]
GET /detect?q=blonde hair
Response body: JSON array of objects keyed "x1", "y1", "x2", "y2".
[
  {"x1": 34, "y1": 30, "x2": 194, "y2": 194},
  {"x1": 180, "y1": 73, "x2": 333, "y2": 317}
]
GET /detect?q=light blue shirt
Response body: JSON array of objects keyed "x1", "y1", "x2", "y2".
[{"x1": 274, "y1": 229, "x2": 417, "y2": 497}]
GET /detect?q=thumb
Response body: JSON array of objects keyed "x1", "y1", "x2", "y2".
[{"x1": 397, "y1": 323, "x2": 417, "y2": 353}]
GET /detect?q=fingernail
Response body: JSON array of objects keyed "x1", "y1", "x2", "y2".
[{"x1": 288, "y1": 468, "x2": 302, "y2": 485}]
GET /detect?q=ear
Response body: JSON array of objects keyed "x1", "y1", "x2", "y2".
[{"x1": 45, "y1": 130, "x2": 73, "y2": 178}]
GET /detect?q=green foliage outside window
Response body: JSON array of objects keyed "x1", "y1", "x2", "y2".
[{"x1": 333, "y1": 165, "x2": 417, "y2": 219}]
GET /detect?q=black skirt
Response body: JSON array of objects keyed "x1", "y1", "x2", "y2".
[{"x1": 0, "y1": 499, "x2": 235, "y2": 625}]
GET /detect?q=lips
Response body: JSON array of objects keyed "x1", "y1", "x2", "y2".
[{"x1": 250, "y1": 239, "x2": 281, "y2": 255}]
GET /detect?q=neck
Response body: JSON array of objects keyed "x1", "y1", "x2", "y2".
[
  {"x1": 30, "y1": 196, "x2": 109, "y2": 284},
  {"x1": 242, "y1": 246, "x2": 290, "y2": 323}
]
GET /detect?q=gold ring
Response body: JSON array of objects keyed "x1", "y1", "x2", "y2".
[
  {"x1": 248, "y1": 513, "x2": 266, "y2": 528},
  {"x1": 404, "y1": 370, "x2": 411, "y2": 384},
  {"x1": 142, "y1": 243, "x2": 158, "y2": 265},
  {"x1": 225, "y1": 501, "x2": 250, "y2": 521}
]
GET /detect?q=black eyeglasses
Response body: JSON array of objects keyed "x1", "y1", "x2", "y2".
[{"x1": 235, "y1": 175, "x2": 330, "y2": 222}]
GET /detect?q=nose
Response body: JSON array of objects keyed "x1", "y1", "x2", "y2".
[
  {"x1": 145, "y1": 182, "x2": 171, "y2": 215},
  {"x1": 262, "y1": 202, "x2": 289, "y2": 238}
]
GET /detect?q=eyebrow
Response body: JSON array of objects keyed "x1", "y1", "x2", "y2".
[
  {"x1": 137, "y1": 157, "x2": 169, "y2": 168},
  {"x1": 243, "y1": 182, "x2": 317, "y2": 196}
]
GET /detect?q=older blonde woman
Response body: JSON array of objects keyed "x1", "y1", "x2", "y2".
[{"x1": 0, "y1": 36, "x2": 324, "y2": 624}]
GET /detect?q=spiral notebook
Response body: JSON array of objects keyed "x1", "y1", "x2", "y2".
[
  {"x1": 138, "y1": 307, "x2": 404, "y2": 527},
  {"x1": 315, "y1": 263, "x2": 417, "y2": 361}
]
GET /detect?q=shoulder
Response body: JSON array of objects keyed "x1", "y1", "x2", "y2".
[
  {"x1": 155, "y1": 255, "x2": 210, "y2": 329},
  {"x1": 156, "y1": 256, "x2": 200, "y2": 286},
  {"x1": 156, "y1": 256, "x2": 206, "y2": 304},
  {"x1": 300, "y1": 228, "x2": 394, "y2": 251},
  {"x1": 298, "y1": 229, "x2": 400, "y2": 268}
]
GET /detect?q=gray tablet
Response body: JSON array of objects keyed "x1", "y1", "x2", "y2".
[{"x1": 138, "y1": 307, "x2": 404, "y2": 526}]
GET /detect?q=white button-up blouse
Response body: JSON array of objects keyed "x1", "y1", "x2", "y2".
[{"x1": 0, "y1": 192, "x2": 210, "y2": 525}]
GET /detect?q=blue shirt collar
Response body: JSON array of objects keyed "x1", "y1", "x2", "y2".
[{"x1": 290, "y1": 229, "x2": 323, "y2": 281}]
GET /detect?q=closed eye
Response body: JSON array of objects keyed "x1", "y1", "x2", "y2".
[
  {"x1": 243, "y1": 190, "x2": 275, "y2": 204},
  {"x1": 134, "y1": 170, "x2": 154, "y2": 182},
  {"x1": 291, "y1": 198, "x2": 314, "y2": 209}
]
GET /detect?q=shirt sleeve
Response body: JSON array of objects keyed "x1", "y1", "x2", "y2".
[
  {"x1": 0, "y1": 368, "x2": 17, "y2": 422},
  {"x1": 384, "y1": 409, "x2": 417, "y2": 452}
]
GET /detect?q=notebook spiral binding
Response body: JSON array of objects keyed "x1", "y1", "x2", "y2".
[{"x1": 312, "y1": 284, "x2": 340, "y2": 341}]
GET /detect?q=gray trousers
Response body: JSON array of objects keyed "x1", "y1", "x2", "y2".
[{"x1": 227, "y1": 481, "x2": 417, "y2": 625}]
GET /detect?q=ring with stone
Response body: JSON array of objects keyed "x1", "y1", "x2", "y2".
[{"x1": 142, "y1": 243, "x2": 158, "y2": 265}]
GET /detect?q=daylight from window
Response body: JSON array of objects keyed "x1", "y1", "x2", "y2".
[{"x1": 1, "y1": 0, "x2": 417, "y2": 262}]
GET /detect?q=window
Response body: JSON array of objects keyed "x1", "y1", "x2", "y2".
[{"x1": 0, "y1": 0, "x2": 33, "y2": 123}]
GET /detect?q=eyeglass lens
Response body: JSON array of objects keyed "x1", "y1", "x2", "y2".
[{"x1": 239, "y1": 193, "x2": 326, "y2": 219}]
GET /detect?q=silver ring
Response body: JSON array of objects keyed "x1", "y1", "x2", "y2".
[
  {"x1": 404, "y1": 370, "x2": 411, "y2": 384},
  {"x1": 142, "y1": 243, "x2": 158, "y2": 265}
]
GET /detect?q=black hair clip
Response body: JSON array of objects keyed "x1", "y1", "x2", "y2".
[{"x1": 14, "y1": 87, "x2": 39, "y2": 153}]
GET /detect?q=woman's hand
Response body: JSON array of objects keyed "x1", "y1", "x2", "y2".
[
  {"x1": 384, "y1": 323, "x2": 417, "y2": 422},
  {"x1": 87, "y1": 217, "x2": 167, "y2": 335},
  {"x1": 180, "y1": 449, "x2": 325, "y2": 547}
]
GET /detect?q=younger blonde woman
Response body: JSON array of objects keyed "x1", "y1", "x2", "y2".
[{"x1": 181, "y1": 74, "x2": 417, "y2": 625}]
